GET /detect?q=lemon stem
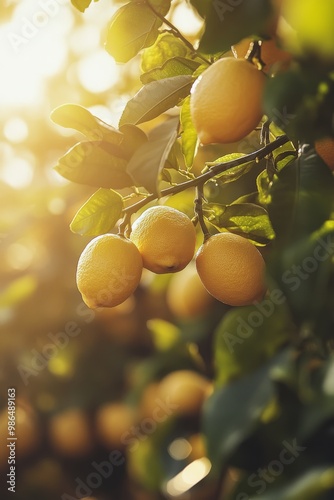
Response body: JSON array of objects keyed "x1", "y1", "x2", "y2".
[
  {"x1": 245, "y1": 40, "x2": 266, "y2": 70},
  {"x1": 195, "y1": 184, "x2": 210, "y2": 241},
  {"x1": 123, "y1": 135, "x2": 289, "y2": 217}
]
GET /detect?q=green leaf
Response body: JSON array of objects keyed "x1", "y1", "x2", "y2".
[
  {"x1": 119, "y1": 75, "x2": 193, "y2": 126},
  {"x1": 126, "y1": 117, "x2": 179, "y2": 193},
  {"x1": 206, "y1": 153, "x2": 254, "y2": 183},
  {"x1": 257, "y1": 169, "x2": 272, "y2": 205},
  {"x1": 119, "y1": 124, "x2": 148, "y2": 158},
  {"x1": 253, "y1": 466, "x2": 334, "y2": 500},
  {"x1": 105, "y1": 0, "x2": 171, "y2": 63},
  {"x1": 141, "y1": 32, "x2": 189, "y2": 73},
  {"x1": 71, "y1": 0, "x2": 98, "y2": 13},
  {"x1": 55, "y1": 141, "x2": 133, "y2": 189},
  {"x1": 70, "y1": 188, "x2": 123, "y2": 236},
  {"x1": 141, "y1": 57, "x2": 200, "y2": 84},
  {"x1": 180, "y1": 95, "x2": 198, "y2": 169},
  {"x1": 205, "y1": 203, "x2": 275, "y2": 245},
  {"x1": 50, "y1": 104, "x2": 123, "y2": 144},
  {"x1": 214, "y1": 304, "x2": 291, "y2": 387},
  {"x1": 203, "y1": 350, "x2": 291, "y2": 467},
  {"x1": 271, "y1": 140, "x2": 297, "y2": 172},
  {"x1": 193, "y1": 0, "x2": 274, "y2": 54}
]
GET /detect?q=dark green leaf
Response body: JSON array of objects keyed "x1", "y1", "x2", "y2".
[
  {"x1": 106, "y1": 1, "x2": 168, "y2": 63},
  {"x1": 141, "y1": 57, "x2": 200, "y2": 84},
  {"x1": 55, "y1": 141, "x2": 133, "y2": 189},
  {"x1": 214, "y1": 304, "x2": 291, "y2": 387},
  {"x1": 180, "y1": 95, "x2": 198, "y2": 169},
  {"x1": 193, "y1": 0, "x2": 274, "y2": 54},
  {"x1": 119, "y1": 75, "x2": 193, "y2": 126},
  {"x1": 205, "y1": 203, "x2": 275, "y2": 245},
  {"x1": 203, "y1": 350, "x2": 290, "y2": 467},
  {"x1": 50, "y1": 104, "x2": 123, "y2": 144},
  {"x1": 70, "y1": 188, "x2": 123, "y2": 236},
  {"x1": 126, "y1": 117, "x2": 179, "y2": 193}
]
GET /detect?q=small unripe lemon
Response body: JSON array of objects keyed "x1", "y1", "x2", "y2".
[
  {"x1": 190, "y1": 57, "x2": 265, "y2": 145},
  {"x1": 158, "y1": 370, "x2": 210, "y2": 416},
  {"x1": 130, "y1": 206, "x2": 196, "y2": 274},
  {"x1": 196, "y1": 232, "x2": 266, "y2": 306},
  {"x1": 76, "y1": 234, "x2": 143, "y2": 309}
]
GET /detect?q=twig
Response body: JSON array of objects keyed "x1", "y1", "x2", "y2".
[
  {"x1": 145, "y1": 1, "x2": 211, "y2": 66},
  {"x1": 195, "y1": 184, "x2": 210, "y2": 241}
]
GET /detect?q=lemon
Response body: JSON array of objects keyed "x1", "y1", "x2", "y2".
[
  {"x1": 158, "y1": 370, "x2": 211, "y2": 415},
  {"x1": 95, "y1": 402, "x2": 135, "y2": 449},
  {"x1": 196, "y1": 232, "x2": 266, "y2": 306},
  {"x1": 130, "y1": 206, "x2": 196, "y2": 274},
  {"x1": 166, "y1": 261, "x2": 215, "y2": 319},
  {"x1": 190, "y1": 57, "x2": 265, "y2": 145},
  {"x1": 48, "y1": 408, "x2": 92, "y2": 457},
  {"x1": 76, "y1": 234, "x2": 143, "y2": 309}
]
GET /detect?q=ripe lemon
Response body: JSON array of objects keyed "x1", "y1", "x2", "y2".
[
  {"x1": 315, "y1": 138, "x2": 334, "y2": 170},
  {"x1": 232, "y1": 38, "x2": 292, "y2": 74},
  {"x1": 158, "y1": 370, "x2": 210, "y2": 415},
  {"x1": 130, "y1": 206, "x2": 196, "y2": 274},
  {"x1": 190, "y1": 57, "x2": 265, "y2": 145},
  {"x1": 196, "y1": 232, "x2": 266, "y2": 306},
  {"x1": 166, "y1": 261, "x2": 215, "y2": 319},
  {"x1": 48, "y1": 408, "x2": 92, "y2": 457},
  {"x1": 76, "y1": 234, "x2": 143, "y2": 309},
  {"x1": 95, "y1": 402, "x2": 135, "y2": 449}
]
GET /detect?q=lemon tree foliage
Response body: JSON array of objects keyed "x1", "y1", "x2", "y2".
[{"x1": 53, "y1": 0, "x2": 334, "y2": 498}]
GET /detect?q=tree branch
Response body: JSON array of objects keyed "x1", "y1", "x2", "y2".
[{"x1": 123, "y1": 134, "x2": 289, "y2": 217}]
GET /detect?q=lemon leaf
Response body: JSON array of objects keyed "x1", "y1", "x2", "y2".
[
  {"x1": 54, "y1": 141, "x2": 133, "y2": 189},
  {"x1": 106, "y1": 0, "x2": 170, "y2": 63},
  {"x1": 206, "y1": 203, "x2": 275, "y2": 245},
  {"x1": 206, "y1": 153, "x2": 254, "y2": 183},
  {"x1": 70, "y1": 188, "x2": 123, "y2": 236},
  {"x1": 50, "y1": 104, "x2": 123, "y2": 144},
  {"x1": 141, "y1": 33, "x2": 189, "y2": 73},
  {"x1": 119, "y1": 75, "x2": 193, "y2": 126},
  {"x1": 141, "y1": 57, "x2": 200, "y2": 84},
  {"x1": 126, "y1": 117, "x2": 179, "y2": 194},
  {"x1": 180, "y1": 95, "x2": 198, "y2": 169}
]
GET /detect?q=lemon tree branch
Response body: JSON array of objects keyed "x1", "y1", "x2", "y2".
[{"x1": 123, "y1": 134, "x2": 289, "y2": 219}]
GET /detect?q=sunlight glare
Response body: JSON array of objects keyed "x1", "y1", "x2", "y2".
[
  {"x1": 4, "y1": 117, "x2": 29, "y2": 143},
  {"x1": 170, "y1": 3, "x2": 204, "y2": 38},
  {"x1": 165, "y1": 457, "x2": 212, "y2": 496},
  {"x1": 77, "y1": 49, "x2": 120, "y2": 93},
  {"x1": 2, "y1": 156, "x2": 34, "y2": 189}
]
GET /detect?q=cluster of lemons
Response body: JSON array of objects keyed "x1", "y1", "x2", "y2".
[{"x1": 77, "y1": 205, "x2": 266, "y2": 311}]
